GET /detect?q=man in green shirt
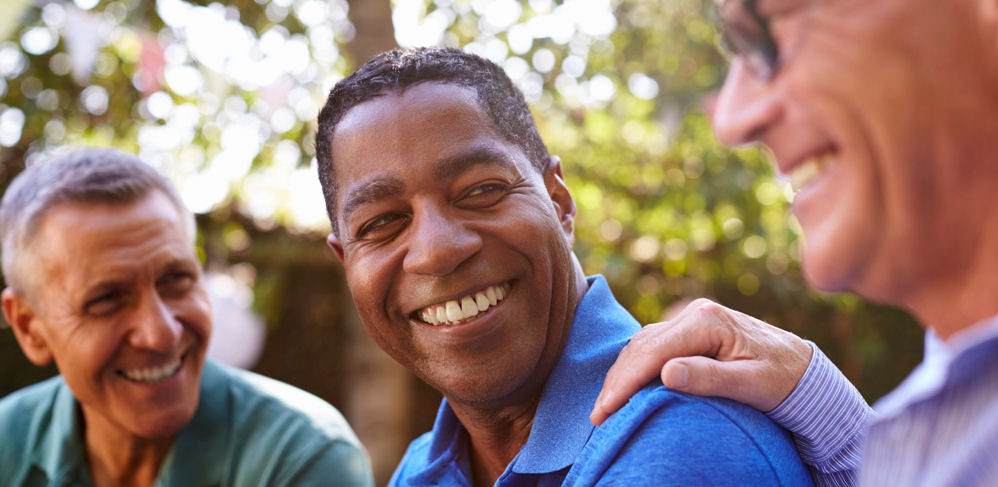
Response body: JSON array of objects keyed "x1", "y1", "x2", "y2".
[{"x1": 0, "y1": 148, "x2": 373, "y2": 487}]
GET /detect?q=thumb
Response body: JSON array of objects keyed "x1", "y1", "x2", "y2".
[{"x1": 662, "y1": 357, "x2": 769, "y2": 410}]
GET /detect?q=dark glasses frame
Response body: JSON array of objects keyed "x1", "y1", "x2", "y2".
[{"x1": 715, "y1": 0, "x2": 780, "y2": 80}]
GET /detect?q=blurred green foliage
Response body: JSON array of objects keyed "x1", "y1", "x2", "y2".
[{"x1": 0, "y1": 0, "x2": 921, "y2": 408}]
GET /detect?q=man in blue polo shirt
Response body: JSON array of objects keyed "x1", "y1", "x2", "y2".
[
  {"x1": 315, "y1": 47, "x2": 812, "y2": 486},
  {"x1": 0, "y1": 148, "x2": 373, "y2": 486}
]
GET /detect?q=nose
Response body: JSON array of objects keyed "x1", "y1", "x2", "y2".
[
  {"x1": 712, "y1": 59, "x2": 783, "y2": 146},
  {"x1": 402, "y1": 204, "x2": 483, "y2": 276},
  {"x1": 128, "y1": 291, "x2": 183, "y2": 352}
]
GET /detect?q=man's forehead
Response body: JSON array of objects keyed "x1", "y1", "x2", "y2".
[
  {"x1": 331, "y1": 83, "x2": 519, "y2": 185},
  {"x1": 35, "y1": 194, "x2": 190, "y2": 259},
  {"x1": 333, "y1": 83, "x2": 482, "y2": 142}
]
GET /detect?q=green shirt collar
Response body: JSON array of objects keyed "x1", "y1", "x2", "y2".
[{"x1": 33, "y1": 361, "x2": 229, "y2": 487}]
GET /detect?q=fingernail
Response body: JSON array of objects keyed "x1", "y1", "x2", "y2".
[{"x1": 666, "y1": 363, "x2": 688, "y2": 388}]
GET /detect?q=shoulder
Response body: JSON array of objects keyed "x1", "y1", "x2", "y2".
[
  {"x1": 0, "y1": 375, "x2": 63, "y2": 421},
  {"x1": 204, "y1": 362, "x2": 372, "y2": 486},
  {"x1": 569, "y1": 385, "x2": 812, "y2": 486},
  {"x1": 217, "y1": 362, "x2": 360, "y2": 441},
  {"x1": 0, "y1": 377, "x2": 66, "y2": 481},
  {"x1": 0, "y1": 377, "x2": 65, "y2": 443}
]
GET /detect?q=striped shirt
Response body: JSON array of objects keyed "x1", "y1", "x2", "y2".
[
  {"x1": 767, "y1": 341, "x2": 871, "y2": 487},
  {"x1": 768, "y1": 314, "x2": 998, "y2": 487}
]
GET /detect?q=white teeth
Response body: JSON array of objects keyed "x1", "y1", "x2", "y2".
[
  {"x1": 417, "y1": 283, "x2": 510, "y2": 326},
  {"x1": 422, "y1": 309, "x2": 437, "y2": 325},
  {"x1": 121, "y1": 358, "x2": 181, "y2": 383},
  {"x1": 789, "y1": 153, "x2": 834, "y2": 192},
  {"x1": 461, "y1": 296, "x2": 477, "y2": 317},
  {"x1": 446, "y1": 301, "x2": 462, "y2": 322}
]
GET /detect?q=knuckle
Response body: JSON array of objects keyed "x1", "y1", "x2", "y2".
[
  {"x1": 691, "y1": 298, "x2": 723, "y2": 317},
  {"x1": 634, "y1": 321, "x2": 664, "y2": 338},
  {"x1": 628, "y1": 333, "x2": 665, "y2": 355}
]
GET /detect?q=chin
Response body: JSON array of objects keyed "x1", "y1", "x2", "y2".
[
  {"x1": 133, "y1": 408, "x2": 198, "y2": 439},
  {"x1": 801, "y1": 250, "x2": 856, "y2": 294}
]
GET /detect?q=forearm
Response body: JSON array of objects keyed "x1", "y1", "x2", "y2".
[{"x1": 766, "y1": 341, "x2": 874, "y2": 487}]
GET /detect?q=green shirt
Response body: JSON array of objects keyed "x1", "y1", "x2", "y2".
[{"x1": 0, "y1": 360, "x2": 373, "y2": 486}]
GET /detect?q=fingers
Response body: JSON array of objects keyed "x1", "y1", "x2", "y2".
[
  {"x1": 591, "y1": 298, "x2": 812, "y2": 425},
  {"x1": 661, "y1": 357, "x2": 778, "y2": 411},
  {"x1": 590, "y1": 325, "x2": 668, "y2": 425},
  {"x1": 590, "y1": 315, "x2": 723, "y2": 425}
]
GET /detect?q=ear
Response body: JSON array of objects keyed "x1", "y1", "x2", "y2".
[
  {"x1": 2, "y1": 288, "x2": 53, "y2": 366},
  {"x1": 543, "y1": 156, "x2": 577, "y2": 243},
  {"x1": 326, "y1": 233, "x2": 346, "y2": 263}
]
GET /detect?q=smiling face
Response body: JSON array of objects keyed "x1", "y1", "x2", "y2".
[
  {"x1": 3, "y1": 190, "x2": 211, "y2": 440},
  {"x1": 326, "y1": 82, "x2": 582, "y2": 410},
  {"x1": 712, "y1": 0, "x2": 998, "y2": 303}
]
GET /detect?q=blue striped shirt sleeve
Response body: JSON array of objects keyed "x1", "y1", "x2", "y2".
[{"x1": 766, "y1": 341, "x2": 874, "y2": 487}]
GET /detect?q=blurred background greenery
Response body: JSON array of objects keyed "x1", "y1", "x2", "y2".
[{"x1": 0, "y1": 0, "x2": 922, "y2": 483}]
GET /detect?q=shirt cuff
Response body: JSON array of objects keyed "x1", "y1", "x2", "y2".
[{"x1": 766, "y1": 341, "x2": 873, "y2": 471}]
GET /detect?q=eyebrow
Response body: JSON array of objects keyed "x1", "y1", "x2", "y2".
[
  {"x1": 342, "y1": 175, "x2": 405, "y2": 229},
  {"x1": 433, "y1": 145, "x2": 517, "y2": 180}
]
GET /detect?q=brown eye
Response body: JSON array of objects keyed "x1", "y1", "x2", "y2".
[
  {"x1": 356, "y1": 213, "x2": 409, "y2": 240},
  {"x1": 458, "y1": 182, "x2": 509, "y2": 209},
  {"x1": 84, "y1": 289, "x2": 127, "y2": 316},
  {"x1": 157, "y1": 271, "x2": 196, "y2": 298}
]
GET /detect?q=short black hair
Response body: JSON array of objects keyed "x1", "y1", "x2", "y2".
[{"x1": 315, "y1": 47, "x2": 550, "y2": 236}]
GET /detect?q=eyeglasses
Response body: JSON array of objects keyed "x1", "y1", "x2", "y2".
[{"x1": 714, "y1": 0, "x2": 780, "y2": 80}]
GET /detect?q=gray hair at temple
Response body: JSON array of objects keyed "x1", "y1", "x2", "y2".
[{"x1": 0, "y1": 147, "x2": 195, "y2": 298}]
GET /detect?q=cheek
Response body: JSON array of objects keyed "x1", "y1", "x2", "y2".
[
  {"x1": 344, "y1": 255, "x2": 398, "y2": 341},
  {"x1": 50, "y1": 330, "x2": 119, "y2": 383},
  {"x1": 346, "y1": 259, "x2": 382, "y2": 311},
  {"x1": 186, "y1": 293, "x2": 214, "y2": 337}
]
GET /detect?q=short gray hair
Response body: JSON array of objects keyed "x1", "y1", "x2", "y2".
[{"x1": 0, "y1": 147, "x2": 195, "y2": 296}]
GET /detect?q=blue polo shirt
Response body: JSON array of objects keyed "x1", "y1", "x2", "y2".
[
  {"x1": 390, "y1": 276, "x2": 812, "y2": 486},
  {"x1": 0, "y1": 360, "x2": 373, "y2": 486}
]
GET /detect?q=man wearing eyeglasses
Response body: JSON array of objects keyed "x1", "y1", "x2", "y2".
[{"x1": 591, "y1": 0, "x2": 998, "y2": 485}]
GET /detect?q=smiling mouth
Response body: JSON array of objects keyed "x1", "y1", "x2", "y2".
[
  {"x1": 414, "y1": 282, "x2": 512, "y2": 326},
  {"x1": 789, "y1": 151, "x2": 837, "y2": 193},
  {"x1": 117, "y1": 352, "x2": 186, "y2": 383}
]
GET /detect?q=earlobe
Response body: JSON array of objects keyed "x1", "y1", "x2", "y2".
[
  {"x1": 544, "y1": 156, "x2": 577, "y2": 239},
  {"x1": 2, "y1": 288, "x2": 53, "y2": 366},
  {"x1": 326, "y1": 233, "x2": 346, "y2": 263}
]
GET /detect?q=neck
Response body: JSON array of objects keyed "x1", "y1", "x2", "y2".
[
  {"x1": 897, "y1": 0, "x2": 998, "y2": 340},
  {"x1": 81, "y1": 406, "x2": 173, "y2": 487},
  {"x1": 451, "y1": 400, "x2": 539, "y2": 487},
  {"x1": 904, "y1": 206, "x2": 998, "y2": 341},
  {"x1": 450, "y1": 260, "x2": 590, "y2": 486}
]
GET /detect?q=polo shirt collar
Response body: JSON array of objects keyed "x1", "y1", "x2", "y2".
[
  {"x1": 419, "y1": 275, "x2": 639, "y2": 477},
  {"x1": 511, "y1": 275, "x2": 638, "y2": 473},
  {"x1": 32, "y1": 361, "x2": 229, "y2": 487}
]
